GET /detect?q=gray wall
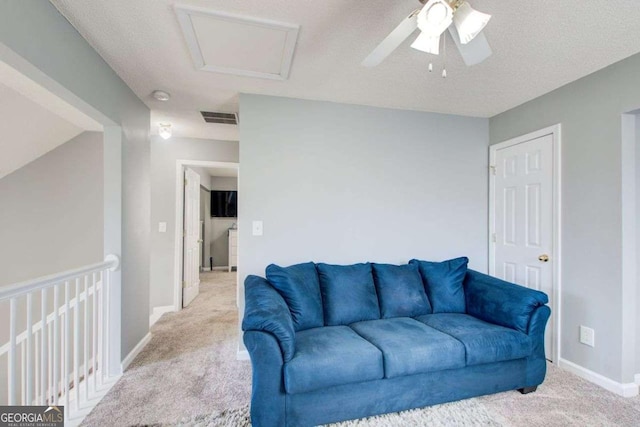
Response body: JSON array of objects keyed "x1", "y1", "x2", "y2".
[
  {"x1": 490, "y1": 53, "x2": 640, "y2": 383},
  {"x1": 211, "y1": 176, "x2": 238, "y2": 191},
  {"x1": 150, "y1": 136, "x2": 239, "y2": 308},
  {"x1": 0, "y1": 132, "x2": 103, "y2": 286},
  {"x1": 0, "y1": 1, "x2": 151, "y2": 359},
  {"x1": 238, "y1": 94, "x2": 489, "y2": 314}
]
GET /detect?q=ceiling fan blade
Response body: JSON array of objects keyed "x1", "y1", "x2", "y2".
[
  {"x1": 362, "y1": 11, "x2": 419, "y2": 67},
  {"x1": 448, "y1": 25, "x2": 492, "y2": 66}
]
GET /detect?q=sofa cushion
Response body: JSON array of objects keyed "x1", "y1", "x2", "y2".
[
  {"x1": 266, "y1": 262, "x2": 323, "y2": 331},
  {"x1": 350, "y1": 318, "x2": 465, "y2": 378},
  {"x1": 410, "y1": 257, "x2": 468, "y2": 313},
  {"x1": 415, "y1": 313, "x2": 532, "y2": 366},
  {"x1": 317, "y1": 263, "x2": 380, "y2": 325},
  {"x1": 372, "y1": 263, "x2": 432, "y2": 318},
  {"x1": 284, "y1": 326, "x2": 383, "y2": 394}
]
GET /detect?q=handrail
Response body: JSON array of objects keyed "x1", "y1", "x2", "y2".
[{"x1": 0, "y1": 254, "x2": 119, "y2": 301}]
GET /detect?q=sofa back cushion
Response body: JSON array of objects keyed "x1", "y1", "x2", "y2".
[
  {"x1": 410, "y1": 257, "x2": 468, "y2": 313},
  {"x1": 266, "y1": 262, "x2": 323, "y2": 331},
  {"x1": 317, "y1": 263, "x2": 380, "y2": 325},
  {"x1": 372, "y1": 263, "x2": 432, "y2": 318}
]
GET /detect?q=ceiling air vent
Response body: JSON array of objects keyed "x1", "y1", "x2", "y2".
[{"x1": 200, "y1": 111, "x2": 238, "y2": 125}]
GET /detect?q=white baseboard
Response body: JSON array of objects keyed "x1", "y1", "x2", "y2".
[
  {"x1": 237, "y1": 349, "x2": 250, "y2": 361},
  {"x1": 212, "y1": 266, "x2": 229, "y2": 271},
  {"x1": 200, "y1": 267, "x2": 211, "y2": 272},
  {"x1": 558, "y1": 358, "x2": 639, "y2": 397},
  {"x1": 122, "y1": 332, "x2": 152, "y2": 372},
  {"x1": 149, "y1": 305, "x2": 176, "y2": 327}
]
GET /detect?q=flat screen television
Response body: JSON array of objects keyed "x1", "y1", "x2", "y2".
[{"x1": 211, "y1": 190, "x2": 237, "y2": 218}]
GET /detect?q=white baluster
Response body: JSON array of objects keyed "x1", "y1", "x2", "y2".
[
  {"x1": 8, "y1": 298, "x2": 17, "y2": 405},
  {"x1": 97, "y1": 271, "x2": 103, "y2": 387},
  {"x1": 91, "y1": 272, "x2": 97, "y2": 394},
  {"x1": 64, "y1": 281, "x2": 70, "y2": 417},
  {"x1": 21, "y1": 341, "x2": 25, "y2": 404},
  {"x1": 26, "y1": 293, "x2": 33, "y2": 404},
  {"x1": 83, "y1": 275, "x2": 89, "y2": 401},
  {"x1": 103, "y1": 268, "x2": 110, "y2": 379},
  {"x1": 40, "y1": 288, "x2": 47, "y2": 405},
  {"x1": 53, "y1": 284, "x2": 59, "y2": 405},
  {"x1": 47, "y1": 321, "x2": 52, "y2": 404},
  {"x1": 74, "y1": 277, "x2": 80, "y2": 409},
  {"x1": 34, "y1": 331, "x2": 39, "y2": 405}
]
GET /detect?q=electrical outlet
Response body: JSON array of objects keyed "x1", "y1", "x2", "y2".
[
  {"x1": 158, "y1": 222, "x2": 167, "y2": 233},
  {"x1": 579, "y1": 325, "x2": 595, "y2": 347}
]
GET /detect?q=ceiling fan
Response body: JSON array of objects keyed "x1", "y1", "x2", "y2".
[{"x1": 362, "y1": 0, "x2": 492, "y2": 68}]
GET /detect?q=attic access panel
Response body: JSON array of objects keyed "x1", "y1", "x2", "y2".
[{"x1": 175, "y1": 5, "x2": 300, "y2": 80}]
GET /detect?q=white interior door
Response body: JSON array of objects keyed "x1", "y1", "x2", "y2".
[
  {"x1": 183, "y1": 167, "x2": 201, "y2": 307},
  {"x1": 491, "y1": 133, "x2": 555, "y2": 361}
]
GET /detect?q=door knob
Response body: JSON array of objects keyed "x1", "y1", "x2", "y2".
[
  {"x1": 197, "y1": 239, "x2": 204, "y2": 243},
  {"x1": 538, "y1": 254, "x2": 549, "y2": 262}
]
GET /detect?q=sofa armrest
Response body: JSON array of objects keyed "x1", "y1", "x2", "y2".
[
  {"x1": 464, "y1": 270, "x2": 549, "y2": 334},
  {"x1": 242, "y1": 275, "x2": 296, "y2": 362}
]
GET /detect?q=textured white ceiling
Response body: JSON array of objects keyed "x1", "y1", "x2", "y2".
[{"x1": 52, "y1": 0, "x2": 640, "y2": 140}]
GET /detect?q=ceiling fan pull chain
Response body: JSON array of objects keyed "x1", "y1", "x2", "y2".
[{"x1": 442, "y1": 31, "x2": 447, "y2": 78}]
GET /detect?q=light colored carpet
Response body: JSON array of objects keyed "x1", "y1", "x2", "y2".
[
  {"x1": 80, "y1": 271, "x2": 251, "y2": 426},
  {"x1": 81, "y1": 272, "x2": 640, "y2": 426}
]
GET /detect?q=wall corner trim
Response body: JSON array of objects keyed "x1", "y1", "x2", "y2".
[
  {"x1": 635, "y1": 373, "x2": 640, "y2": 386},
  {"x1": 236, "y1": 349, "x2": 250, "y2": 361},
  {"x1": 558, "y1": 358, "x2": 639, "y2": 397},
  {"x1": 149, "y1": 305, "x2": 176, "y2": 328},
  {"x1": 122, "y1": 332, "x2": 152, "y2": 372}
]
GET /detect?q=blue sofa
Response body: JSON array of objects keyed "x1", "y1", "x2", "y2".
[{"x1": 242, "y1": 258, "x2": 550, "y2": 427}]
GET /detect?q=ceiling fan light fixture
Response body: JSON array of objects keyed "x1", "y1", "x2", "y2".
[
  {"x1": 416, "y1": 0, "x2": 453, "y2": 38},
  {"x1": 411, "y1": 32, "x2": 440, "y2": 55},
  {"x1": 453, "y1": 1, "x2": 491, "y2": 44}
]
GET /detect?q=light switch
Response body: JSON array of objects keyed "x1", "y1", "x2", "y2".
[
  {"x1": 158, "y1": 222, "x2": 167, "y2": 233},
  {"x1": 252, "y1": 220, "x2": 263, "y2": 236}
]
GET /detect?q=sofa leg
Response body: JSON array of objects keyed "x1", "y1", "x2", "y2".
[{"x1": 518, "y1": 386, "x2": 537, "y2": 394}]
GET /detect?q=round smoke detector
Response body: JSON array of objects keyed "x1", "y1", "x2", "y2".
[{"x1": 152, "y1": 90, "x2": 171, "y2": 102}]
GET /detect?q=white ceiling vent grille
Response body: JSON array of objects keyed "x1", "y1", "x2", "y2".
[
  {"x1": 201, "y1": 111, "x2": 238, "y2": 125},
  {"x1": 175, "y1": 5, "x2": 300, "y2": 80}
]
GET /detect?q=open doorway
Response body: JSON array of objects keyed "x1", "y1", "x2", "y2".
[
  {"x1": 173, "y1": 160, "x2": 239, "y2": 310},
  {"x1": 0, "y1": 53, "x2": 125, "y2": 421}
]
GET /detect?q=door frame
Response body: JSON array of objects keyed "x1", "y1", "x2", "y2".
[
  {"x1": 489, "y1": 124, "x2": 562, "y2": 363},
  {"x1": 173, "y1": 159, "x2": 240, "y2": 311}
]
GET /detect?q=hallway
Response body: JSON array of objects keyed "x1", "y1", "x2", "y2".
[{"x1": 81, "y1": 271, "x2": 251, "y2": 426}]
